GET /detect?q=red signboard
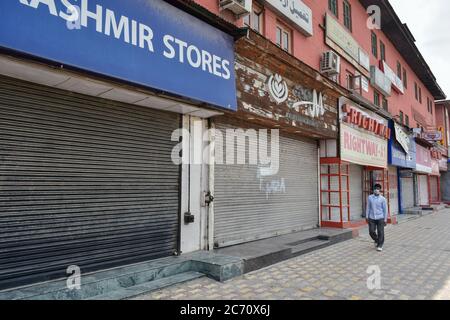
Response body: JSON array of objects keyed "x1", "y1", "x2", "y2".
[{"x1": 342, "y1": 104, "x2": 391, "y2": 139}]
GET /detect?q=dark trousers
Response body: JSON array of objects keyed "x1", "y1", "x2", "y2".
[{"x1": 368, "y1": 219, "x2": 385, "y2": 248}]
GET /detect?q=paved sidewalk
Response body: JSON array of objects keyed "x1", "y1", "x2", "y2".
[{"x1": 133, "y1": 210, "x2": 450, "y2": 300}]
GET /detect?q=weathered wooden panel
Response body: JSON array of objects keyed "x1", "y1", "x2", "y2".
[{"x1": 229, "y1": 30, "x2": 344, "y2": 139}]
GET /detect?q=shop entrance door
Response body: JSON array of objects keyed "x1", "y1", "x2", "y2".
[{"x1": 363, "y1": 168, "x2": 391, "y2": 219}]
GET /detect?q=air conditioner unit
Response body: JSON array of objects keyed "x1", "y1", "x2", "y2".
[
  {"x1": 219, "y1": 0, "x2": 251, "y2": 17},
  {"x1": 321, "y1": 51, "x2": 341, "y2": 76}
]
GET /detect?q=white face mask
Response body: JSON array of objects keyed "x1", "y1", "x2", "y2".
[{"x1": 374, "y1": 190, "x2": 381, "y2": 196}]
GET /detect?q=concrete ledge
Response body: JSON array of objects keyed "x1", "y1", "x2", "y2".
[
  {"x1": 0, "y1": 229, "x2": 353, "y2": 300},
  {"x1": 188, "y1": 252, "x2": 243, "y2": 282},
  {"x1": 0, "y1": 252, "x2": 244, "y2": 300},
  {"x1": 87, "y1": 272, "x2": 205, "y2": 300},
  {"x1": 215, "y1": 228, "x2": 353, "y2": 274}
]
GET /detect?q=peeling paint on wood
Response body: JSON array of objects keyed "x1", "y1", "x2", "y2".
[{"x1": 224, "y1": 30, "x2": 347, "y2": 140}]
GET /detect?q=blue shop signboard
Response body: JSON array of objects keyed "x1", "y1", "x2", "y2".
[
  {"x1": 388, "y1": 121, "x2": 416, "y2": 169},
  {"x1": 0, "y1": 0, "x2": 237, "y2": 111}
]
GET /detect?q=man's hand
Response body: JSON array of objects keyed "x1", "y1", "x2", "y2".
[{"x1": 384, "y1": 221, "x2": 387, "y2": 227}]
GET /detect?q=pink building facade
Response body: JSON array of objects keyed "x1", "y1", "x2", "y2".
[
  {"x1": 197, "y1": 0, "x2": 446, "y2": 228},
  {"x1": 197, "y1": 0, "x2": 443, "y2": 128}
]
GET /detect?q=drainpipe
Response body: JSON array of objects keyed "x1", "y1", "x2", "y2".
[
  {"x1": 318, "y1": 143, "x2": 322, "y2": 228},
  {"x1": 413, "y1": 173, "x2": 418, "y2": 207},
  {"x1": 207, "y1": 119, "x2": 215, "y2": 251},
  {"x1": 397, "y1": 167, "x2": 402, "y2": 214}
]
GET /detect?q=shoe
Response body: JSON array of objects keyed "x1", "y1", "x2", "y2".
[{"x1": 377, "y1": 247, "x2": 383, "y2": 252}]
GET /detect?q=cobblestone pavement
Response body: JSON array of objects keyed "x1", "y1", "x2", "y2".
[{"x1": 133, "y1": 210, "x2": 450, "y2": 300}]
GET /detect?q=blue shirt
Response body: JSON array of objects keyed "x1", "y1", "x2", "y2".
[{"x1": 366, "y1": 194, "x2": 388, "y2": 221}]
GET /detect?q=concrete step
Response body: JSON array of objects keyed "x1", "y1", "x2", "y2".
[
  {"x1": 15, "y1": 259, "x2": 191, "y2": 300},
  {"x1": 0, "y1": 252, "x2": 243, "y2": 300},
  {"x1": 432, "y1": 204, "x2": 447, "y2": 212},
  {"x1": 215, "y1": 228, "x2": 352, "y2": 274},
  {"x1": 396, "y1": 214, "x2": 420, "y2": 224},
  {"x1": 285, "y1": 236, "x2": 322, "y2": 246},
  {"x1": 87, "y1": 271, "x2": 205, "y2": 300},
  {"x1": 290, "y1": 239, "x2": 331, "y2": 256},
  {"x1": 403, "y1": 207, "x2": 423, "y2": 215}
]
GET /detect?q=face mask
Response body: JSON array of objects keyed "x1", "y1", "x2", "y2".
[{"x1": 374, "y1": 190, "x2": 381, "y2": 196}]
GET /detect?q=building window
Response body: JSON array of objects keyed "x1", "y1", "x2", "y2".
[
  {"x1": 414, "y1": 82, "x2": 418, "y2": 101},
  {"x1": 276, "y1": 24, "x2": 291, "y2": 53},
  {"x1": 405, "y1": 115, "x2": 410, "y2": 127},
  {"x1": 371, "y1": 32, "x2": 378, "y2": 57},
  {"x1": 276, "y1": 26, "x2": 282, "y2": 47},
  {"x1": 397, "y1": 61, "x2": 402, "y2": 80},
  {"x1": 380, "y1": 41, "x2": 386, "y2": 62},
  {"x1": 346, "y1": 72, "x2": 353, "y2": 90},
  {"x1": 329, "y1": 0, "x2": 338, "y2": 17},
  {"x1": 374, "y1": 91, "x2": 380, "y2": 107},
  {"x1": 403, "y1": 68, "x2": 408, "y2": 89},
  {"x1": 427, "y1": 98, "x2": 434, "y2": 114},
  {"x1": 382, "y1": 96, "x2": 388, "y2": 111},
  {"x1": 243, "y1": 4, "x2": 263, "y2": 34},
  {"x1": 399, "y1": 111, "x2": 404, "y2": 124},
  {"x1": 419, "y1": 87, "x2": 422, "y2": 103},
  {"x1": 343, "y1": 1, "x2": 352, "y2": 31}
]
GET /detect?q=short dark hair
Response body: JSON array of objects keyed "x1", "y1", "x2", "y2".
[{"x1": 374, "y1": 184, "x2": 382, "y2": 190}]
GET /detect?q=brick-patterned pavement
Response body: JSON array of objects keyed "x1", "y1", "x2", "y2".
[{"x1": 133, "y1": 210, "x2": 450, "y2": 300}]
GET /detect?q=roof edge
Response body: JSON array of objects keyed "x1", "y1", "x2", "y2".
[
  {"x1": 165, "y1": 0, "x2": 248, "y2": 40},
  {"x1": 382, "y1": 0, "x2": 446, "y2": 100},
  {"x1": 360, "y1": 0, "x2": 446, "y2": 100}
]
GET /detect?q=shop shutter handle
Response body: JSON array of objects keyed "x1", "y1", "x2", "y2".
[{"x1": 205, "y1": 192, "x2": 215, "y2": 206}]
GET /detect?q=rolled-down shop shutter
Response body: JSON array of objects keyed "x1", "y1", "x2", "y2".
[
  {"x1": 0, "y1": 76, "x2": 180, "y2": 289},
  {"x1": 401, "y1": 176, "x2": 415, "y2": 209},
  {"x1": 213, "y1": 120, "x2": 319, "y2": 248},
  {"x1": 429, "y1": 176, "x2": 439, "y2": 203},
  {"x1": 418, "y1": 175, "x2": 430, "y2": 206},
  {"x1": 388, "y1": 167, "x2": 399, "y2": 216},
  {"x1": 349, "y1": 164, "x2": 364, "y2": 221}
]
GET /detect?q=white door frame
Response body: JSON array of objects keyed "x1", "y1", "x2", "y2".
[{"x1": 180, "y1": 115, "x2": 210, "y2": 253}]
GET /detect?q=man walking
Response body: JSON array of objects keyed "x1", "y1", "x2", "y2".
[{"x1": 365, "y1": 184, "x2": 388, "y2": 252}]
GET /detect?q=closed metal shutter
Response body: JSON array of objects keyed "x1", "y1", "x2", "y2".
[
  {"x1": 430, "y1": 176, "x2": 439, "y2": 203},
  {"x1": 388, "y1": 167, "x2": 399, "y2": 216},
  {"x1": 418, "y1": 175, "x2": 429, "y2": 206},
  {"x1": 213, "y1": 121, "x2": 318, "y2": 247},
  {"x1": 401, "y1": 176, "x2": 415, "y2": 209},
  {"x1": 349, "y1": 164, "x2": 363, "y2": 221},
  {"x1": 0, "y1": 76, "x2": 180, "y2": 289}
]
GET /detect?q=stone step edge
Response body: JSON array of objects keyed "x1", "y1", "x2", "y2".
[
  {"x1": 87, "y1": 271, "x2": 205, "y2": 300},
  {"x1": 290, "y1": 239, "x2": 331, "y2": 255}
]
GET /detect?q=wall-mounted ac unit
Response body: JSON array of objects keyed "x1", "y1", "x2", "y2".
[
  {"x1": 219, "y1": 0, "x2": 251, "y2": 17},
  {"x1": 321, "y1": 51, "x2": 340, "y2": 76}
]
